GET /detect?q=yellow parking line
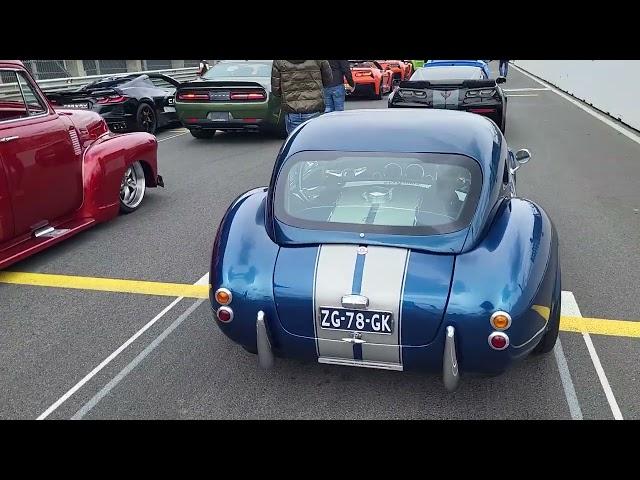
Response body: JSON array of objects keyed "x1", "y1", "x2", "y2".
[
  {"x1": 0, "y1": 271, "x2": 209, "y2": 299},
  {"x1": 561, "y1": 316, "x2": 640, "y2": 339},
  {"x1": 1, "y1": 271, "x2": 639, "y2": 339}
]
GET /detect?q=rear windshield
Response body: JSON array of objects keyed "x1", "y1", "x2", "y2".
[
  {"x1": 203, "y1": 61, "x2": 272, "y2": 79},
  {"x1": 82, "y1": 76, "x2": 137, "y2": 89},
  {"x1": 349, "y1": 61, "x2": 376, "y2": 69},
  {"x1": 275, "y1": 151, "x2": 482, "y2": 236},
  {"x1": 411, "y1": 66, "x2": 484, "y2": 81}
]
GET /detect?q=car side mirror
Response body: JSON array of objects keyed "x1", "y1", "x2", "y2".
[
  {"x1": 496, "y1": 76, "x2": 506, "y2": 84},
  {"x1": 510, "y1": 149, "x2": 531, "y2": 173}
]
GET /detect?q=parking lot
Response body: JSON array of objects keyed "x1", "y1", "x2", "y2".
[{"x1": 1, "y1": 62, "x2": 639, "y2": 419}]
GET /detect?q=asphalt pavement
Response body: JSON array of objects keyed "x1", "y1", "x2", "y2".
[{"x1": 1, "y1": 62, "x2": 638, "y2": 419}]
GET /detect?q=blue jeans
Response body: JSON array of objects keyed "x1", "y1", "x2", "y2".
[
  {"x1": 499, "y1": 60, "x2": 509, "y2": 77},
  {"x1": 285, "y1": 112, "x2": 320, "y2": 134},
  {"x1": 324, "y1": 84, "x2": 346, "y2": 112}
]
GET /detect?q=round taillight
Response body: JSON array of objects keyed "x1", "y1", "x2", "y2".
[
  {"x1": 217, "y1": 306, "x2": 233, "y2": 323},
  {"x1": 215, "y1": 288, "x2": 232, "y2": 305},
  {"x1": 488, "y1": 332, "x2": 509, "y2": 350},
  {"x1": 490, "y1": 311, "x2": 512, "y2": 330}
]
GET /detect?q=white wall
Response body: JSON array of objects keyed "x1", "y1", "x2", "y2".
[{"x1": 513, "y1": 60, "x2": 640, "y2": 131}]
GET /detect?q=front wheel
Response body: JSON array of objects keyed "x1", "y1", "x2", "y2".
[{"x1": 119, "y1": 161, "x2": 146, "y2": 213}]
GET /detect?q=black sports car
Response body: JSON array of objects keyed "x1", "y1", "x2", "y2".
[
  {"x1": 388, "y1": 63, "x2": 507, "y2": 132},
  {"x1": 46, "y1": 73, "x2": 180, "y2": 134}
]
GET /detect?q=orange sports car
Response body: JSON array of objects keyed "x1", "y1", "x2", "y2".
[
  {"x1": 401, "y1": 60, "x2": 414, "y2": 79},
  {"x1": 346, "y1": 60, "x2": 394, "y2": 100},
  {"x1": 376, "y1": 60, "x2": 409, "y2": 85}
]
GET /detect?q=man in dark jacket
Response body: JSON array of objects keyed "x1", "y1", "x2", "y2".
[
  {"x1": 271, "y1": 60, "x2": 333, "y2": 134},
  {"x1": 324, "y1": 60, "x2": 355, "y2": 113}
]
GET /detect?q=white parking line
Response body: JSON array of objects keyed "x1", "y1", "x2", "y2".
[
  {"x1": 36, "y1": 272, "x2": 209, "y2": 420},
  {"x1": 503, "y1": 87, "x2": 550, "y2": 92},
  {"x1": 553, "y1": 338, "x2": 583, "y2": 420},
  {"x1": 511, "y1": 63, "x2": 640, "y2": 146},
  {"x1": 72, "y1": 298, "x2": 206, "y2": 419},
  {"x1": 562, "y1": 291, "x2": 623, "y2": 420},
  {"x1": 158, "y1": 130, "x2": 188, "y2": 143}
]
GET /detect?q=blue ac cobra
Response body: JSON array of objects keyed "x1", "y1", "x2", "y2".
[{"x1": 209, "y1": 109, "x2": 561, "y2": 390}]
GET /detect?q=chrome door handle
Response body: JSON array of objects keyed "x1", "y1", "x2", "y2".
[{"x1": 0, "y1": 136, "x2": 19, "y2": 143}]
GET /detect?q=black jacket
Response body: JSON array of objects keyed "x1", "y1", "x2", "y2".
[{"x1": 325, "y1": 60, "x2": 355, "y2": 88}]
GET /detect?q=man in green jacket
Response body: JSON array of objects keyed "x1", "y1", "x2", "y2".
[{"x1": 271, "y1": 60, "x2": 333, "y2": 135}]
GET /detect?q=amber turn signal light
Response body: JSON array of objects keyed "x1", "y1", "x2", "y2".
[
  {"x1": 215, "y1": 288, "x2": 232, "y2": 305},
  {"x1": 490, "y1": 311, "x2": 511, "y2": 330}
]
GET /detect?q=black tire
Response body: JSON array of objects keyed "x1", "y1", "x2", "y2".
[
  {"x1": 373, "y1": 81, "x2": 383, "y2": 100},
  {"x1": 533, "y1": 267, "x2": 561, "y2": 354},
  {"x1": 189, "y1": 129, "x2": 216, "y2": 139},
  {"x1": 242, "y1": 345, "x2": 258, "y2": 355},
  {"x1": 135, "y1": 102, "x2": 157, "y2": 134}
]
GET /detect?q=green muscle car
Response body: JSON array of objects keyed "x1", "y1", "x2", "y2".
[{"x1": 176, "y1": 60, "x2": 286, "y2": 139}]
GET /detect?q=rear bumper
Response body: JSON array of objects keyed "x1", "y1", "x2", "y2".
[
  {"x1": 388, "y1": 101, "x2": 504, "y2": 124},
  {"x1": 185, "y1": 117, "x2": 266, "y2": 131},
  {"x1": 462, "y1": 105, "x2": 503, "y2": 126},
  {"x1": 96, "y1": 104, "x2": 138, "y2": 132},
  {"x1": 348, "y1": 82, "x2": 377, "y2": 97},
  {"x1": 213, "y1": 302, "x2": 539, "y2": 377}
]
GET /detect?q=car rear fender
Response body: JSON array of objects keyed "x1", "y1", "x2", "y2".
[
  {"x1": 210, "y1": 188, "x2": 281, "y2": 351},
  {"x1": 443, "y1": 198, "x2": 559, "y2": 372}
]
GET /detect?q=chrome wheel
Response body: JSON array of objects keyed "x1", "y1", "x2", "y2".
[{"x1": 119, "y1": 161, "x2": 146, "y2": 212}]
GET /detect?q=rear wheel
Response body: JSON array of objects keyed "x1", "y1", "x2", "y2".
[
  {"x1": 190, "y1": 129, "x2": 216, "y2": 139},
  {"x1": 533, "y1": 267, "x2": 561, "y2": 354},
  {"x1": 136, "y1": 103, "x2": 157, "y2": 134},
  {"x1": 119, "y1": 161, "x2": 146, "y2": 213}
]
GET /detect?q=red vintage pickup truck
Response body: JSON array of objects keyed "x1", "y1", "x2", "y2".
[{"x1": 0, "y1": 60, "x2": 163, "y2": 269}]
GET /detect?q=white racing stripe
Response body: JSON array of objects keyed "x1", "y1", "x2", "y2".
[
  {"x1": 359, "y1": 246, "x2": 408, "y2": 365},
  {"x1": 562, "y1": 291, "x2": 623, "y2": 420},
  {"x1": 36, "y1": 272, "x2": 209, "y2": 420},
  {"x1": 314, "y1": 245, "x2": 408, "y2": 369},
  {"x1": 315, "y1": 245, "x2": 359, "y2": 360}
]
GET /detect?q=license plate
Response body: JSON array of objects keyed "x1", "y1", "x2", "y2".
[
  {"x1": 63, "y1": 103, "x2": 90, "y2": 109},
  {"x1": 318, "y1": 307, "x2": 393, "y2": 334},
  {"x1": 164, "y1": 106, "x2": 176, "y2": 112},
  {"x1": 207, "y1": 111, "x2": 230, "y2": 121},
  {"x1": 209, "y1": 90, "x2": 230, "y2": 101}
]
